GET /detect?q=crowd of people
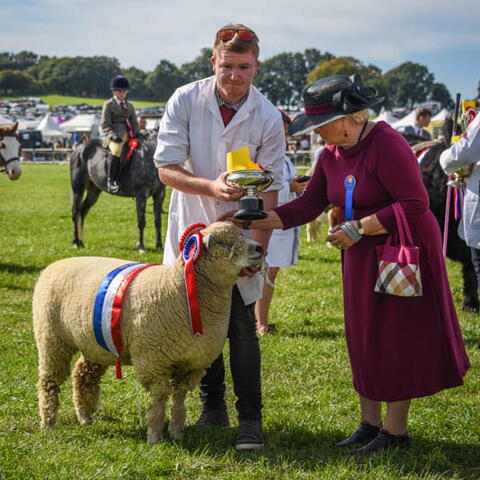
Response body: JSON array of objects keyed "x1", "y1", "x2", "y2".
[{"x1": 92, "y1": 23, "x2": 473, "y2": 456}]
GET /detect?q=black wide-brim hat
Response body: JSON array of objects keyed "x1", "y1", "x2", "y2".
[{"x1": 289, "y1": 74, "x2": 384, "y2": 136}]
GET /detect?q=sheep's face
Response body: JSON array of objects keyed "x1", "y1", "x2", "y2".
[{"x1": 199, "y1": 222, "x2": 264, "y2": 281}]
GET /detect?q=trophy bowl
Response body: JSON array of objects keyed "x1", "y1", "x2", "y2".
[{"x1": 226, "y1": 169, "x2": 274, "y2": 220}]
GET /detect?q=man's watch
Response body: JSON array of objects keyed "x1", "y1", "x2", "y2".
[{"x1": 357, "y1": 220, "x2": 365, "y2": 235}]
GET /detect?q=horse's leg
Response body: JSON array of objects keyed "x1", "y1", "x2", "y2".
[
  {"x1": 153, "y1": 190, "x2": 165, "y2": 251},
  {"x1": 71, "y1": 164, "x2": 88, "y2": 249},
  {"x1": 135, "y1": 194, "x2": 147, "y2": 252},
  {"x1": 77, "y1": 184, "x2": 102, "y2": 248}
]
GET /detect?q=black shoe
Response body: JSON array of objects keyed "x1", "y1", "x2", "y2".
[
  {"x1": 350, "y1": 429, "x2": 411, "y2": 456},
  {"x1": 234, "y1": 419, "x2": 264, "y2": 451},
  {"x1": 335, "y1": 421, "x2": 381, "y2": 447},
  {"x1": 195, "y1": 406, "x2": 229, "y2": 427}
]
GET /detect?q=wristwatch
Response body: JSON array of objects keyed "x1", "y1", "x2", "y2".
[{"x1": 356, "y1": 220, "x2": 365, "y2": 235}]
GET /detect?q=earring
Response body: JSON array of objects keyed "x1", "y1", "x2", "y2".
[{"x1": 344, "y1": 130, "x2": 348, "y2": 137}]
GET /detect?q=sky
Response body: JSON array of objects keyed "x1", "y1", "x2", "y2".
[{"x1": 1, "y1": 0, "x2": 480, "y2": 101}]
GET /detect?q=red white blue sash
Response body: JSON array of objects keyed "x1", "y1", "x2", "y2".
[{"x1": 93, "y1": 262, "x2": 158, "y2": 378}]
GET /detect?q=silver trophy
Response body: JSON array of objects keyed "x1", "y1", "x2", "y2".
[{"x1": 226, "y1": 168, "x2": 274, "y2": 220}]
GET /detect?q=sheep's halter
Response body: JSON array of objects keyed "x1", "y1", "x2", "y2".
[{"x1": 179, "y1": 223, "x2": 206, "y2": 337}]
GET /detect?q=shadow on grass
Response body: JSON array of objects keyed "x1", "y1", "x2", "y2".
[
  {"x1": 178, "y1": 425, "x2": 480, "y2": 478},
  {"x1": 281, "y1": 327, "x2": 344, "y2": 341},
  {"x1": 0, "y1": 262, "x2": 42, "y2": 275}
]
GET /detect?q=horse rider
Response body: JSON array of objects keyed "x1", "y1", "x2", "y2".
[{"x1": 100, "y1": 75, "x2": 139, "y2": 193}]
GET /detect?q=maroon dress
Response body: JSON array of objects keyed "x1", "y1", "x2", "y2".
[{"x1": 276, "y1": 121, "x2": 470, "y2": 402}]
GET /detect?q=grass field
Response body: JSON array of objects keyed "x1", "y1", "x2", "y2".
[
  {"x1": 0, "y1": 165, "x2": 479, "y2": 480},
  {"x1": 4, "y1": 94, "x2": 164, "y2": 109}
]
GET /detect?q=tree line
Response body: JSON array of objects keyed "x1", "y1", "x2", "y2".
[{"x1": 1, "y1": 49, "x2": 475, "y2": 110}]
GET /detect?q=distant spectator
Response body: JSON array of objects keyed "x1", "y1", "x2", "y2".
[
  {"x1": 72, "y1": 133, "x2": 81, "y2": 147},
  {"x1": 398, "y1": 107, "x2": 432, "y2": 144},
  {"x1": 299, "y1": 134, "x2": 310, "y2": 150},
  {"x1": 138, "y1": 115, "x2": 149, "y2": 137},
  {"x1": 312, "y1": 136, "x2": 326, "y2": 169}
]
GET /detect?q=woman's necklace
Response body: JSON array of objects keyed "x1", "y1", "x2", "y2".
[{"x1": 357, "y1": 121, "x2": 369, "y2": 144}]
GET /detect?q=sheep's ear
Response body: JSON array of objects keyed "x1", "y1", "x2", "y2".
[{"x1": 203, "y1": 233, "x2": 212, "y2": 248}]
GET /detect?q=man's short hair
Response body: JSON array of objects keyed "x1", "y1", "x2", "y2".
[
  {"x1": 213, "y1": 23, "x2": 260, "y2": 59},
  {"x1": 416, "y1": 107, "x2": 432, "y2": 119}
]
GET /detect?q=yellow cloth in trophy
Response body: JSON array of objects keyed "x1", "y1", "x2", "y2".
[{"x1": 226, "y1": 146, "x2": 261, "y2": 172}]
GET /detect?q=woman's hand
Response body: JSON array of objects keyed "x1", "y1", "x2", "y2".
[{"x1": 326, "y1": 225, "x2": 355, "y2": 250}]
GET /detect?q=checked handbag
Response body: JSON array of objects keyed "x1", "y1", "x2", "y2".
[{"x1": 374, "y1": 203, "x2": 423, "y2": 297}]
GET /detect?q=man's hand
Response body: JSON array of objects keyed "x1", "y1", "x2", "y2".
[{"x1": 210, "y1": 172, "x2": 244, "y2": 202}]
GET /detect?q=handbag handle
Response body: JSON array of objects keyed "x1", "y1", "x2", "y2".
[{"x1": 392, "y1": 203, "x2": 414, "y2": 247}]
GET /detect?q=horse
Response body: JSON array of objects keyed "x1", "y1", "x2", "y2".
[
  {"x1": 70, "y1": 132, "x2": 166, "y2": 252},
  {"x1": 0, "y1": 122, "x2": 22, "y2": 180},
  {"x1": 412, "y1": 123, "x2": 479, "y2": 312}
]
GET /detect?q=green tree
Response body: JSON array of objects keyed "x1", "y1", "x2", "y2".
[
  {"x1": 255, "y1": 49, "x2": 335, "y2": 107},
  {"x1": 383, "y1": 62, "x2": 435, "y2": 109},
  {"x1": 306, "y1": 56, "x2": 385, "y2": 110},
  {"x1": 38, "y1": 56, "x2": 121, "y2": 96},
  {"x1": 430, "y1": 82, "x2": 454, "y2": 109},
  {"x1": 145, "y1": 60, "x2": 185, "y2": 101},
  {"x1": 122, "y1": 66, "x2": 151, "y2": 99},
  {"x1": 0, "y1": 69, "x2": 38, "y2": 94},
  {"x1": 179, "y1": 48, "x2": 213, "y2": 83},
  {"x1": 0, "y1": 51, "x2": 40, "y2": 71}
]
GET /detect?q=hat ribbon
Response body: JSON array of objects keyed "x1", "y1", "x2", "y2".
[{"x1": 305, "y1": 104, "x2": 338, "y2": 115}]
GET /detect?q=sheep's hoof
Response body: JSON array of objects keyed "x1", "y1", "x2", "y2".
[
  {"x1": 168, "y1": 424, "x2": 184, "y2": 441},
  {"x1": 77, "y1": 414, "x2": 93, "y2": 425},
  {"x1": 147, "y1": 430, "x2": 164, "y2": 444},
  {"x1": 40, "y1": 420, "x2": 56, "y2": 430}
]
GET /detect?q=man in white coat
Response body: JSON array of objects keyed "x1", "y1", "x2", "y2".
[{"x1": 154, "y1": 24, "x2": 285, "y2": 450}]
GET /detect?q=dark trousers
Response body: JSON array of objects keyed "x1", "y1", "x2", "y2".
[
  {"x1": 471, "y1": 247, "x2": 480, "y2": 285},
  {"x1": 199, "y1": 285, "x2": 262, "y2": 421}
]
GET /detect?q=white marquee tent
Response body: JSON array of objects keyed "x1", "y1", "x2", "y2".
[
  {"x1": 373, "y1": 107, "x2": 399, "y2": 124},
  {"x1": 59, "y1": 114, "x2": 101, "y2": 138},
  {"x1": 391, "y1": 110, "x2": 417, "y2": 129},
  {"x1": 36, "y1": 113, "x2": 67, "y2": 143},
  {"x1": 431, "y1": 108, "x2": 451, "y2": 122}
]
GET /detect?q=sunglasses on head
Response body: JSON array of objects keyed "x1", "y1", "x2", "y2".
[{"x1": 217, "y1": 28, "x2": 256, "y2": 42}]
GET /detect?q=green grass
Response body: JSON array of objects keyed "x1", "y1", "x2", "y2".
[
  {"x1": 0, "y1": 165, "x2": 479, "y2": 480},
  {"x1": 5, "y1": 94, "x2": 164, "y2": 109}
]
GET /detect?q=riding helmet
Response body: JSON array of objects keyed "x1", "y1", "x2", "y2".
[{"x1": 110, "y1": 75, "x2": 130, "y2": 91}]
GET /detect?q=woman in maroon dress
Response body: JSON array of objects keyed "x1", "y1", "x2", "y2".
[{"x1": 223, "y1": 74, "x2": 470, "y2": 455}]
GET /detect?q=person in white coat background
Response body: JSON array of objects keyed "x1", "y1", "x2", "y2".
[
  {"x1": 154, "y1": 23, "x2": 285, "y2": 450},
  {"x1": 440, "y1": 111, "x2": 480, "y2": 285}
]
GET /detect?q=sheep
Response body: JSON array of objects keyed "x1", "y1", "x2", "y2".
[{"x1": 32, "y1": 221, "x2": 264, "y2": 443}]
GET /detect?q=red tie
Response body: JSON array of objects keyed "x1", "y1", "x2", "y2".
[
  {"x1": 120, "y1": 101, "x2": 127, "y2": 112},
  {"x1": 219, "y1": 105, "x2": 236, "y2": 126}
]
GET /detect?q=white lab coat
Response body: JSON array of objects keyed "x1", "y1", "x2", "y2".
[
  {"x1": 440, "y1": 113, "x2": 480, "y2": 248},
  {"x1": 266, "y1": 156, "x2": 301, "y2": 267},
  {"x1": 154, "y1": 76, "x2": 285, "y2": 304}
]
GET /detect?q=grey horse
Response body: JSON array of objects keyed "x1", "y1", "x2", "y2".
[{"x1": 70, "y1": 133, "x2": 165, "y2": 252}]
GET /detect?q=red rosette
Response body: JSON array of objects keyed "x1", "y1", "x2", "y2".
[{"x1": 178, "y1": 223, "x2": 206, "y2": 253}]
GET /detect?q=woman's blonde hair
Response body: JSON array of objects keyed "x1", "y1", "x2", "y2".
[{"x1": 349, "y1": 109, "x2": 370, "y2": 124}]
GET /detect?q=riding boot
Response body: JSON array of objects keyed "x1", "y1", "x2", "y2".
[{"x1": 107, "y1": 154, "x2": 121, "y2": 193}]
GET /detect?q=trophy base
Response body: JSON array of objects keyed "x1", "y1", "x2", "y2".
[
  {"x1": 234, "y1": 209, "x2": 268, "y2": 220},
  {"x1": 233, "y1": 196, "x2": 268, "y2": 220}
]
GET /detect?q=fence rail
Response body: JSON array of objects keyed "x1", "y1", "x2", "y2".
[{"x1": 21, "y1": 148, "x2": 72, "y2": 163}]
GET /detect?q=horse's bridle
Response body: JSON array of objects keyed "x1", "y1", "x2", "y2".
[{"x1": 0, "y1": 134, "x2": 20, "y2": 173}]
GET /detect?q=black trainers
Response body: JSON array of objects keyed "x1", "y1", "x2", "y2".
[
  {"x1": 195, "y1": 406, "x2": 229, "y2": 427},
  {"x1": 234, "y1": 419, "x2": 264, "y2": 451}
]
